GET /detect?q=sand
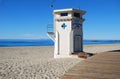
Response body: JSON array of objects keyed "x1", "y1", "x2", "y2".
[
  {"x1": 84, "y1": 44, "x2": 120, "y2": 54},
  {"x1": 0, "y1": 44, "x2": 120, "y2": 79}
]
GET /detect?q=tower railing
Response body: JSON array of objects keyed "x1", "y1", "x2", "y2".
[{"x1": 46, "y1": 24, "x2": 55, "y2": 42}]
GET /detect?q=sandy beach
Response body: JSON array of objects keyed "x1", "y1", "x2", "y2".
[{"x1": 0, "y1": 44, "x2": 120, "y2": 79}]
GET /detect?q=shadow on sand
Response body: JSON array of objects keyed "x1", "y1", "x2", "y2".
[
  {"x1": 86, "y1": 53, "x2": 95, "y2": 57},
  {"x1": 108, "y1": 50, "x2": 120, "y2": 52}
]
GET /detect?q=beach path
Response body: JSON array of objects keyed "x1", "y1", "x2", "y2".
[{"x1": 61, "y1": 50, "x2": 120, "y2": 79}]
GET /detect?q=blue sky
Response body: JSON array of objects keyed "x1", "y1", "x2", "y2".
[{"x1": 0, "y1": 0, "x2": 120, "y2": 40}]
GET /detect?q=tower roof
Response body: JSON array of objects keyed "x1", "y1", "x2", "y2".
[{"x1": 54, "y1": 8, "x2": 86, "y2": 15}]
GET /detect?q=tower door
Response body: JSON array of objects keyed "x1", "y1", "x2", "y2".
[{"x1": 74, "y1": 36, "x2": 81, "y2": 52}]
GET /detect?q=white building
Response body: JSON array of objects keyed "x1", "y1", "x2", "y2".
[{"x1": 47, "y1": 8, "x2": 86, "y2": 58}]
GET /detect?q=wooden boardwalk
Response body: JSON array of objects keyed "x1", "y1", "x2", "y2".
[{"x1": 61, "y1": 50, "x2": 120, "y2": 79}]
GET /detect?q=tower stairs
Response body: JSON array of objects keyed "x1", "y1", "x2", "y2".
[{"x1": 46, "y1": 24, "x2": 55, "y2": 42}]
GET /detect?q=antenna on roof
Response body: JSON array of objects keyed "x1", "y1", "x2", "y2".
[
  {"x1": 50, "y1": 0, "x2": 56, "y2": 8},
  {"x1": 77, "y1": 5, "x2": 80, "y2": 10},
  {"x1": 50, "y1": 4, "x2": 53, "y2": 8}
]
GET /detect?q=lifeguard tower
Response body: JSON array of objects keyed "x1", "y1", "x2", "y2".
[{"x1": 47, "y1": 8, "x2": 86, "y2": 58}]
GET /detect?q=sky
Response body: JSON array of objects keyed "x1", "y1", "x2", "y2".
[{"x1": 0, "y1": 0, "x2": 120, "y2": 40}]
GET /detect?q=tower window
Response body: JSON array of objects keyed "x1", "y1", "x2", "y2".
[
  {"x1": 74, "y1": 13, "x2": 80, "y2": 17},
  {"x1": 61, "y1": 13, "x2": 68, "y2": 16}
]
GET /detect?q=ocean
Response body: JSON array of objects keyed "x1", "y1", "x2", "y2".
[{"x1": 0, "y1": 39, "x2": 120, "y2": 47}]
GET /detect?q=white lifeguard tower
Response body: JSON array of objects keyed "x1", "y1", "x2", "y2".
[{"x1": 47, "y1": 8, "x2": 86, "y2": 58}]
